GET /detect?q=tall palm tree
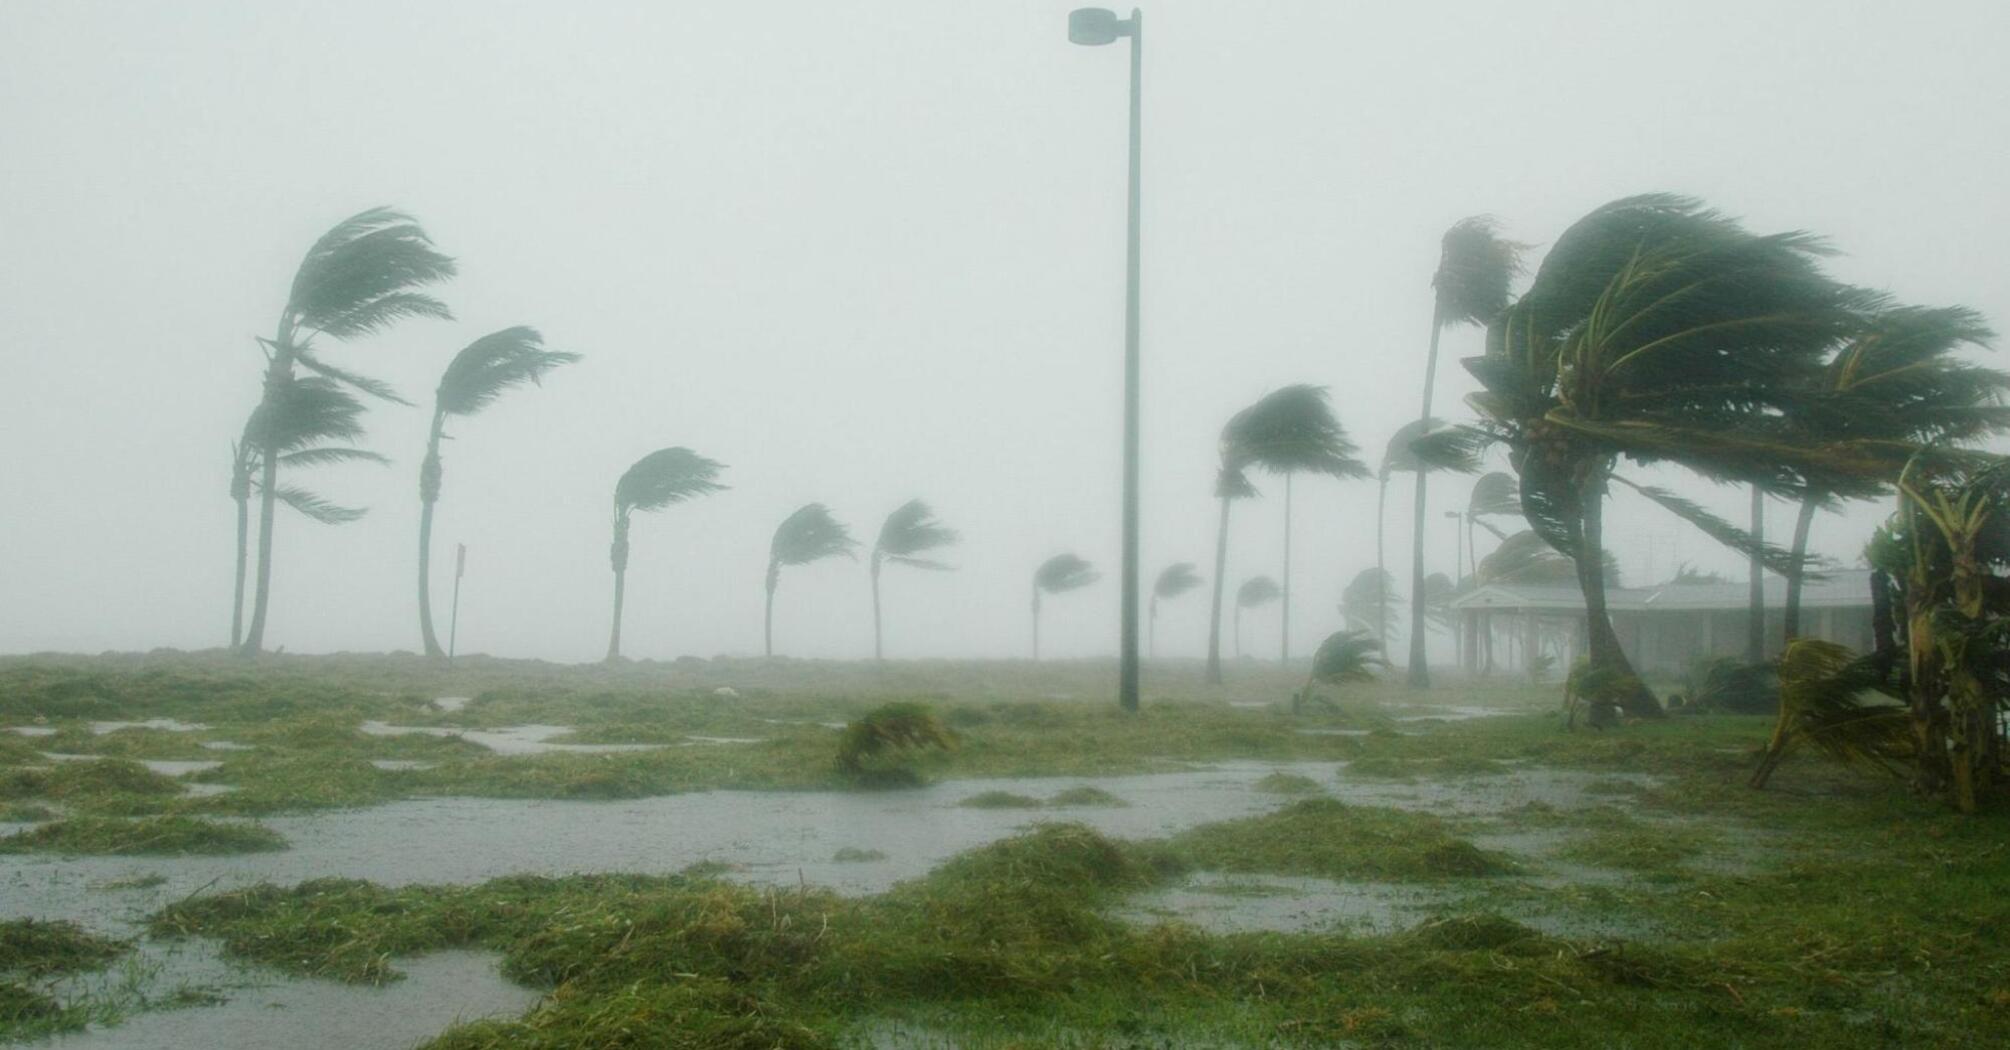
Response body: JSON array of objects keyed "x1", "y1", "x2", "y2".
[
  {"x1": 1779, "y1": 306, "x2": 2008, "y2": 640},
  {"x1": 1459, "y1": 471, "x2": 1522, "y2": 672},
  {"x1": 417, "y1": 328, "x2": 579, "y2": 657},
  {"x1": 229, "y1": 378, "x2": 386, "y2": 646},
  {"x1": 1408, "y1": 216, "x2": 1525, "y2": 687},
  {"x1": 1233, "y1": 575, "x2": 1281, "y2": 659},
  {"x1": 1205, "y1": 464, "x2": 1258, "y2": 684},
  {"x1": 1378, "y1": 418, "x2": 1483, "y2": 651},
  {"x1": 1218, "y1": 385, "x2": 1369, "y2": 665},
  {"x1": 238, "y1": 208, "x2": 456, "y2": 654},
  {"x1": 766, "y1": 503, "x2": 858, "y2": 657},
  {"x1": 1032, "y1": 553, "x2": 1099, "y2": 660},
  {"x1": 606, "y1": 448, "x2": 726, "y2": 661},
  {"x1": 870, "y1": 499, "x2": 959, "y2": 661},
  {"x1": 1464, "y1": 194, "x2": 1869, "y2": 717},
  {"x1": 1149, "y1": 562, "x2": 1202, "y2": 657}
]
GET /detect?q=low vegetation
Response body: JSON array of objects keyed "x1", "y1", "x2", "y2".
[{"x1": 0, "y1": 815, "x2": 286, "y2": 855}]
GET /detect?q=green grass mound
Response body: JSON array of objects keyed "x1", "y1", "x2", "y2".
[
  {"x1": 0, "y1": 919, "x2": 127, "y2": 977},
  {"x1": 420, "y1": 980, "x2": 825, "y2": 1050},
  {"x1": 1253, "y1": 772, "x2": 1324, "y2": 795},
  {"x1": 1170, "y1": 799, "x2": 1514, "y2": 880},
  {"x1": 0, "y1": 815, "x2": 285, "y2": 855},
  {"x1": 957, "y1": 791, "x2": 1044, "y2": 809},
  {"x1": 1046, "y1": 786, "x2": 1126, "y2": 808},
  {"x1": 0, "y1": 981, "x2": 63, "y2": 1027},
  {"x1": 1404, "y1": 914, "x2": 1548, "y2": 952},
  {"x1": 2, "y1": 758, "x2": 184, "y2": 803},
  {"x1": 0, "y1": 803, "x2": 55, "y2": 823}
]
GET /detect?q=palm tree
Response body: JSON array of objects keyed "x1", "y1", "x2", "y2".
[
  {"x1": 1378, "y1": 418, "x2": 1484, "y2": 652},
  {"x1": 417, "y1": 328, "x2": 579, "y2": 657},
  {"x1": 1408, "y1": 217, "x2": 1525, "y2": 687},
  {"x1": 870, "y1": 500, "x2": 959, "y2": 661},
  {"x1": 1218, "y1": 385, "x2": 1369, "y2": 665},
  {"x1": 1779, "y1": 306, "x2": 2007, "y2": 641},
  {"x1": 229, "y1": 378, "x2": 386, "y2": 646},
  {"x1": 1297, "y1": 628, "x2": 1385, "y2": 709},
  {"x1": 1149, "y1": 562, "x2": 1203, "y2": 657},
  {"x1": 606, "y1": 448, "x2": 726, "y2": 661},
  {"x1": 766, "y1": 503, "x2": 858, "y2": 657},
  {"x1": 1233, "y1": 575, "x2": 1281, "y2": 659},
  {"x1": 1464, "y1": 194, "x2": 1868, "y2": 717},
  {"x1": 1204, "y1": 464, "x2": 1258, "y2": 684},
  {"x1": 1341, "y1": 567, "x2": 1397, "y2": 641},
  {"x1": 238, "y1": 208, "x2": 456, "y2": 654},
  {"x1": 1032, "y1": 553, "x2": 1099, "y2": 660}
]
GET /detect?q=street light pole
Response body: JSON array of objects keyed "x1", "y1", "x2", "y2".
[{"x1": 1069, "y1": 7, "x2": 1144, "y2": 714}]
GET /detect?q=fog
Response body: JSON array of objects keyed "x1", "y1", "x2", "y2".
[{"x1": 3, "y1": 0, "x2": 2007, "y2": 663}]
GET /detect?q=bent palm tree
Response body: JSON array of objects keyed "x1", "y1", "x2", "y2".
[
  {"x1": 239, "y1": 208, "x2": 456, "y2": 654},
  {"x1": 870, "y1": 500, "x2": 960, "y2": 660},
  {"x1": 1204, "y1": 464, "x2": 1258, "y2": 684},
  {"x1": 1297, "y1": 629, "x2": 1386, "y2": 709},
  {"x1": 1233, "y1": 575, "x2": 1281, "y2": 659},
  {"x1": 1409, "y1": 216, "x2": 1525, "y2": 686},
  {"x1": 1032, "y1": 553, "x2": 1099, "y2": 660},
  {"x1": 229, "y1": 378, "x2": 386, "y2": 646},
  {"x1": 1379, "y1": 418, "x2": 1484, "y2": 652},
  {"x1": 1220, "y1": 385, "x2": 1369, "y2": 664},
  {"x1": 606, "y1": 448, "x2": 726, "y2": 661},
  {"x1": 1149, "y1": 562, "x2": 1202, "y2": 657},
  {"x1": 766, "y1": 504, "x2": 858, "y2": 657},
  {"x1": 1465, "y1": 194, "x2": 1868, "y2": 717},
  {"x1": 418, "y1": 327, "x2": 579, "y2": 657},
  {"x1": 1341, "y1": 568, "x2": 1397, "y2": 641}
]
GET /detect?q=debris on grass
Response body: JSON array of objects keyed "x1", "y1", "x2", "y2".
[
  {"x1": 1170, "y1": 799, "x2": 1515, "y2": 880},
  {"x1": 0, "y1": 815, "x2": 286, "y2": 856},
  {"x1": 0, "y1": 919, "x2": 128, "y2": 977}
]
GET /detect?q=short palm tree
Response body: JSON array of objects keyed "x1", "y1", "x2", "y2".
[
  {"x1": 1149, "y1": 562, "x2": 1203, "y2": 657},
  {"x1": 417, "y1": 327, "x2": 579, "y2": 657},
  {"x1": 1408, "y1": 216, "x2": 1525, "y2": 686},
  {"x1": 1233, "y1": 575, "x2": 1281, "y2": 659},
  {"x1": 1204, "y1": 464, "x2": 1259, "y2": 684},
  {"x1": 766, "y1": 503, "x2": 858, "y2": 657},
  {"x1": 229, "y1": 377, "x2": 386, "y2": 646},
  {"x1": 870, "y1": 499, "x2": 959, "y2": 660},
  {"x1": 1297, "y1": 629, "x2": 1386, "y2": 709},
  {"x1": 1218, "y1": 385, "x2": 1369, "y2": 665},
  {"x1": 238, "y1": 208, "x2": 456, "y2": 654},
  {"x1": 1464, "y1": 194, "x2": 1867, "y2": 716},
  {"x1": 1779, "y1": 306, "x2": 2007, "y2": 640},
  {"x1": 1032, "y1": 553, "x2": 1099, "y2": 660},
  {"x1": 1341, "y1": 567, "x2": 1397, "y2": 641},
  {"x1": 606, "y1": 448, "x2": 726, "y2": 661}
]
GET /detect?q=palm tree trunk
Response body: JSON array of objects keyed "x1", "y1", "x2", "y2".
[
  {"x1": 1281, "y1": 473, "x2": 1292, "y2": 663},
  {"x1": 871, "y1": 555, "x2": 884, "y2": 662},
  {"x1": 1782, "y1": 495, "x2": 1818, "y2": 643},
  {"x1": 1576, "y1": 468, "x2": 1661, "y2": 718},
  {"x1": 1205, "y1": 495, "x2": 1231, "y2": 684},
  {"x1": 1375, "y1": 476, "x2": 1388, "y2": 648},
  {"x1": 1747, "y1": 485, "x2": 1766, "y2": 663},
  {"x1": 239, "y1": 344, "x2": 294, "y2": 656},
  {"x1": 1148, "y1": 596, "x2": 1158, "y2": 658},
  {"x1": 764, "y1": 563, "x2": 779, "y2": 658},
  {"x1": 1406, "y1": 316, "x2": 1444, "y2": 688},
  {"x1": 606, "y1": 512, "x2": 629, "y2": 661},
  {"x1": 231, "y1": 489, "x2": 250, "y2": 649},
  {"x1": 1032, "y1": 588, "x2": 1042, "y2": 661},
  {"x1": 1234, "y1": 605, "x2": 1243, "y2": 659},
  {"x1": 417, "y1": 414, "x2": 447, "y2": 659}
]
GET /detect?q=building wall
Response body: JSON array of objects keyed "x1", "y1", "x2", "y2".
[{"x1": 1614, "y1": 606, "x2": 1874, "y2": 676}]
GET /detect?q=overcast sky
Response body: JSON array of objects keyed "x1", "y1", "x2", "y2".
[{"x1": 3, "y1": 1, "x2": 2006, "y2": 663}]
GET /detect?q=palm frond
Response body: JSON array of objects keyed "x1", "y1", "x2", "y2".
[
  {"x1": 1758, "y1": 639, "x2": 1911, "y2": 781},
  {"x1": 246, "y1": 377, "x2": 370, "y2": 453},
  {"x1": 270, "y1": 485, "x2": 367, "y2": 525},
  {"x1": 1467, "y1": 471, "x2": 1522, "y2": 519},
  {"x1": 1433, "y1": 216, "x2": 1526, "y2": 328},
  {"x1": 875, "y1": 499, "x2": 959, "y2": 564},
  {"x1": 1216, "y1": 465, "x2": 1258, "y2": 500},
  {"x1": 1307, "y1": 629, "x2": 1385, "y2": 685},
  {"x1": 1420, "y1": 572, "x2": 1458, "y2": 630},
  {"x1": 1609, "y1": 475, "x2": 1820, "y2": 580},
  {"x1": 1222, "y1": 385, "x2": 1371, "y2": 480},
  {"x1": 1381, "y1": 418, "x2": 1486, "y2": 476},
  {"x1": 1340, "y1": 568, "x2": 1398, "y2": 636},
  {"x1": 294, "y1": 348, "x2": 412, "y2": 406},
  {"x1": 614, "y1": 448, "x2": 728, "y2": 514},
  {"x1": 1034, "y1": 553, "x2": 1099, "y2": 594},
  {"x1": 770, "y1": 503, "x2": 859, "y2": 566},
  {"x1": 1476, "y1": 530, "x2": 1603, "y2": 586},
  {"x1": 277, "y1": 447, "x2": 390, "y2": 468},
  {"x1": 286, "y1": 208, "x2": 456, "y2": 340},
  {"x1": 1236, "y1": 575, "x2": 1281, "y2": 609},
  {"x1": 436, "y1": 326, "x2": 580, "y2": 417},
  {"x1": 1154, "y1": 562, "x2": 1203, "y2": 600}
]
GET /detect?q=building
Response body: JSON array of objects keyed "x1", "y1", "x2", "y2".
[{"x1": 1447, "y1": 569, "x2": 1875, "y2": 678}]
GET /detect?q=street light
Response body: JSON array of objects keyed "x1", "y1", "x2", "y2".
[{"x1": 1067, "y1": 7, "x2": 1144, "y2": 713}]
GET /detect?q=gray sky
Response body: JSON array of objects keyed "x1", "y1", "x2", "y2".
[{"x1": 3, "y1": 0, "x2": 2007, "y2": 662}]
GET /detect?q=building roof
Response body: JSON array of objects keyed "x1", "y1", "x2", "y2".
[{"x1": 1449, "y1": 569, "x2": 1873, "y2": 615}]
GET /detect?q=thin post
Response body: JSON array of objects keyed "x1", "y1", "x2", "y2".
[
  {"x1": 448, "y1": 543, "x2": 465, "y2": 663},
  {"x1": 1116, "y1": 8, "x2": 1144, "y2": 713}
]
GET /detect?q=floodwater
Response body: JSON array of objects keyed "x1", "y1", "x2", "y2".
[{"x1": 0, "y1": 760, "x2": 1659, "y2": 1049}]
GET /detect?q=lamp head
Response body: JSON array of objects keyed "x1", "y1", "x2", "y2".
[{"x1": 1068, "y1": 8, "x2": 1129, "y2": 45}]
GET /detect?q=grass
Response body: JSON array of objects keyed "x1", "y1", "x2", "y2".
[
  {"x1": 1253, "y1": 771, "x2": 1325, "y2": 794},
  {"x1": 0, "y1": 919, "x2": 127, "y2": 977},
  {"x1": 0, "y1": 815, "x2": 286, "y2": 855},
  {"x1": 956, "y1": 791, "x2": 1044, "y2": 809},
  {"x1": 7, "y1": 656, "x2": 2010, "y2": 1046}
]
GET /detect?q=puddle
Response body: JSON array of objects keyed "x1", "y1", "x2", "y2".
[
  {"x1": 1389, "y1": 705, "x2": 1514, "y2": 723},
  {"x1": 1115, "y1": 872, "x2": 1433, "y2": 935},
  {"x1": 357, "y1": 722, "x2": 666, "y2": 756},
  {"x1": 141, "y1": 760, "x2": 223, "y2": 777},
  {"x1": 369, "y1": 759, "x2": 437, "y2": 772},
  {"x1": 7, "y1": 725, "x2": 58, "y2": 737},
  {"x1": 684, "y1": 736, "x2": 766, "y2": 745},
  {"x1": 430, "y1": 697, "x2": 471, "y2": 713},
  {"x1": 91, "y1": 720, "x2": 210, "y2": 735},
  {"x1": 200, "y1": 741, "x2": 255, "y2": 752},
  {"x1": 1294, "y1": 728, "x2": 1372, "y2": 737}
]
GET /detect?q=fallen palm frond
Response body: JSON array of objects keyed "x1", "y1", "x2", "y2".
[{"x1": 1751, "y1": 639, "x2": 1910, "y2": 789}]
